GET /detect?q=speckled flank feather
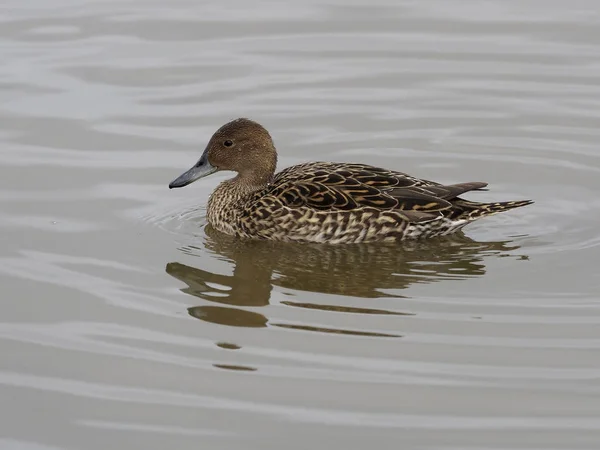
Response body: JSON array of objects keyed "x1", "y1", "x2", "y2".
[
  {"x1": 207, "y1": 161, "x2": 532, "y2": 244},
  {"x1": 171, "y1": 118, "x2": 533, "y2": 244}
]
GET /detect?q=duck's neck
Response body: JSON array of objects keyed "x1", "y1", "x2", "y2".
[{"x1": 206, "y1": 174, "x2": 270, "y2": 235}]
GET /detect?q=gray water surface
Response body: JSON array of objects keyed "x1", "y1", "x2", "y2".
[{"x1": 1, "y1": 1, "x2": 600, "y2": 449}]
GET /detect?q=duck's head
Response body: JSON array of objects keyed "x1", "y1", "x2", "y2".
[{"x1": 169, "y1": 118, "x2": 277, "y2": 189}]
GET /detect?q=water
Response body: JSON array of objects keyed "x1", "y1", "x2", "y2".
[{"x1": 1, "y1": 0, "x2": 600, "y2": 449}]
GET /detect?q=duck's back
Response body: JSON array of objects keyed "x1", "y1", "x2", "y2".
[{"x1": 231, "y1": 162, "x2": 528, "y2": 244}]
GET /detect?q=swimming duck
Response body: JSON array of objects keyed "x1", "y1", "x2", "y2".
[{"x1": 169, "y1": 118, "x2": 532, "y2": 244}]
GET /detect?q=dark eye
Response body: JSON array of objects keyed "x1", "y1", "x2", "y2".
[{"x1": 223, "y1": 140, "x2": 234, "y2": 148}]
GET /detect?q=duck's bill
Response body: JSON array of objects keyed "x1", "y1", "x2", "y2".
[{"x1": 169, "y1": 154, "x2": 218, "y2": 189}]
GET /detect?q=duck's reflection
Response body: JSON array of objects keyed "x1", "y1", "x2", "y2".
[{"x1": 167, "y1": 225, "x2": 526, "y2": 337}]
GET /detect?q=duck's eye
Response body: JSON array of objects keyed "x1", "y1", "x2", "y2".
[{"x1": 223, "y1": 140, "x2": 234, "y2": 148}]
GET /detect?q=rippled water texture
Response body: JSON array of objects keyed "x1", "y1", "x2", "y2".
[{"x1": 1, "y1": 1, "x2": 600, "y2": 449}]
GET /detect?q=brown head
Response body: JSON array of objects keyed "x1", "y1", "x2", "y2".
[{"x1": 169, "y1": 118, "x2": 277, "y2": 189}]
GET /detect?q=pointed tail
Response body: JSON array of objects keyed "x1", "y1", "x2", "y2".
[{"x1": 466, "y1": 199, "x2": 533, "y2": 220}]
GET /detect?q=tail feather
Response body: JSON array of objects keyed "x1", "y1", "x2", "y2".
[{"x1": 464, "y1": 199, "x2": 533, "y2": 221}]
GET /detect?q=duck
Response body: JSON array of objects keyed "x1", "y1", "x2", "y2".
[{"x1": 169, "y1": 118, "x2": 532, "y2": 244}]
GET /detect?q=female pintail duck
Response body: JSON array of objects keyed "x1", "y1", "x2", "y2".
[{"x1": 169, "y1": 118, "x2": 532, "y2": 244}]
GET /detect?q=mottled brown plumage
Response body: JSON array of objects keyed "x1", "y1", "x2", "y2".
[{"x1": 169, "y1": 118, "x2": 532, "y2": 244}]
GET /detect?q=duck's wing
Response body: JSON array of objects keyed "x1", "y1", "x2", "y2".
[{"x1": 269, "y1": 162, "x2": 487, "y2": 221}]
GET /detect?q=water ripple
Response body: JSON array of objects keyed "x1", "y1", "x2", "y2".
[{"x1": 2, "y1": 1, "x2": 600, "y2": 449}]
